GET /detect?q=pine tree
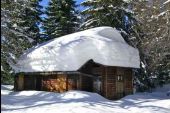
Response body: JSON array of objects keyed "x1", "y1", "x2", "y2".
[
  {"x1": 81, "y1": 0, "x2": 133, "y2": 32},
  {"x1": 42, "y1": 0, "x2": 80, "y2": 40},
  {"x1": 1, "y1": 0, "x2": 43, "y2": 84},
  {"x1": 17, "y1": 0, "x2": 43, "y2": 44},
  {"x1": 130, "y1": 0, "x2": 170, "y2": 88},
  {"x1": 1, "y1": 0, "x2": 31, "y2": 84},
  {"x1": 28, "y1": 0, "x2": 44, "y2": 44}
]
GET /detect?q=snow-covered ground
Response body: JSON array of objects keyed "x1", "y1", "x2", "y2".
[{"x1": 1, "y1": 84, "x2": 170, "y2": 113}]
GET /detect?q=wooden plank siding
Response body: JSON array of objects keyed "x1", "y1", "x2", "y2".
[
  {"x1": 116, "y1": 68, "x2": 125, "y2": 99},
  {"x1": 92, "y1": 66, "x2": 104, "y2": 94},
  {"x1": 80, "y1": 75, "x2": 93, "y2": 92},
  {"x1": 124, "y1": 69, "x2": 133, "y2": 95},
  {"x1": 24, "y1": 75, "x2": 36, "y2": 90},
  {"x1": 14, "y1": 75, "x2": 18, "y2": 91},
  {"x1": 18, "y1": 74, "x2": 24, "y2": 90},
  {"x1": 14, "y1": 73, "x2": 81, "y2": 93},
  {"x1": 14, "y1": 63, "x2": 134, "y2": 100},
  {"x1": 103, "y1": 67, "x2": 117, "y2": 99},
  {"x1": 101, "y1": 67, "x2": 133, "y2": 99}
]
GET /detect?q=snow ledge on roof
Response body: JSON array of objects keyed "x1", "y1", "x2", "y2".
[{"x1": 14, "y1": 26, "x2": 140, "y2": 73}]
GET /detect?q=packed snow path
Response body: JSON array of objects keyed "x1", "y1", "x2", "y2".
[{"x1": 1, "y1": 85, "x2": 170, "y2": 113}]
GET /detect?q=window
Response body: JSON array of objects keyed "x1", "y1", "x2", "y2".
[
  {"x1": 117, "y1": 75, "x2": 123, "y2": 81},
  {"x1": 93, "y1": 77, "x2": 102, "y2": 93}
]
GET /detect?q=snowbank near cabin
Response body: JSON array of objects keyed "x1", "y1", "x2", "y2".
[
  {"x1": 1, "y1": 84, "x2": 170, "y2": 113},
  {"x1": 14, "y1": 26, "x2": 140, "y2": 73}
]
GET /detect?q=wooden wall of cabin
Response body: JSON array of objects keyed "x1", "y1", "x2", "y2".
[
  {"x1": 124, "y1": 69, "x2": 133, "y2": 95},
  {"x1": 91, "y1": 66, "x2": 117, "y2": 99},
  {"x1": 79, "y1": 60, "x2": 93, "y2": 74},
  {"x1": 14, "y1": 66, "x2": 133, "y2": 100},
  {"x1": 92, "y1": 66, "x2": 105, "y2": 95},
  {"x1": 116, "y1": 68, "x2": 133, "y2": 97},
  {"x1": 104, "y1": 67, "x2": 133, "y2": 99},
  {"x1": 14, "y1": 73, "x2": 81, "y2": 92},
  {"x1": 14, "y1": 74, "x2": 24, "y2": 91},
  {"x1": 14, "y1": 74, "x2": 39, "y2": 91},
  {"x1": 79, "y1": 61, "x2": 133, "y2": 99},
  {"x1": 103, "y1": 67, "x2": 117, "y2": 99},
  {"x1": 80, "y1": 75, "x2": 93, "y2": 92}
]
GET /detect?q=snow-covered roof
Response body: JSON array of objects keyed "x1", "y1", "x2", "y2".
[{"x1": 14, "y1": 26, "x2": 140, "y2": 73}]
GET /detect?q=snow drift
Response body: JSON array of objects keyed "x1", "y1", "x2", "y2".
[
  {"x1": 14, "y1": 26, "x2": 140, "y2": 73},
  {"x1": 1, "y1": 84, "x2": 170, "y2": 113}
]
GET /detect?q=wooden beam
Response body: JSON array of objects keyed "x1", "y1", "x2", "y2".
[
  {"x1": 16, "y1": 71, "x2": 81, "y2": 76},
  {"x1": 105, "y1": 67, "x2": 107, "y2": 98},
  {"x1": 66, "y1": 74, "x2": 68, "y2": 91}
]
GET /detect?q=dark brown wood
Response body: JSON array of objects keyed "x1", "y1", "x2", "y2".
[
  {"x1": 81, "y1": 75, "x2": 93, "y2": 92},
  {"x1": 18, "y1": 74, "x2": 24, "y2": 90},
  {"x1": 14, "y1": 60, "x2": 134, "y2": 100},
  {"x1": 124, "y1": 69, "x2": 133, "y2": 95},
  {"x1": 36, "y1": 75, "x2": 42, "y2": 90},
  {"x1": 103, "y1": 67, "x2": 117, "y2": 99},
  {"x1": 24, "y1": 75, "x2": 36, "y2": 90},
  {"x1": 14, "y1": 74, "x2": 18, "y2": 91},
  {"x1": 67, "y1": 74, "x2": 77, "y2": 90}
]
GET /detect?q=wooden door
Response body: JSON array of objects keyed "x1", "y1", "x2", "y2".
[
  {"x1": 116, "y1": 75, "x2": 124, "y2": 98},
  {"x1": 116, "y1": 68, "x2": 125, "y2": 98}
]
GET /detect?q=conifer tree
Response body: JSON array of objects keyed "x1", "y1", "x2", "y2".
[
  {"x1": 18, "y1": 0, "x2": 43, "y2": 44},
  {"x1": 129, "y1": 0, "x2": 170, "y2": 89},
  {"x1": 81, "y1": 0, "x2": 133, "y2": 33},
  {"x1": 1, "y1": 0, "x2": 43, "y2": 84},
  {"x1": 43, "y1": 0, "x2": 80, "y2": 40}
]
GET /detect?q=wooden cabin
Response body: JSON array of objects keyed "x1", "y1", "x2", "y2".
[
  {"x1": 14, "y1": 60, "x2": 133, "y2": 99},
  {"x1": 13, "y1": 27, "x2": 140, "y2": 99}
]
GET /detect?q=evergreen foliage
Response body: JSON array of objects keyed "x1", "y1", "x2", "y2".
[
  {"x1": 81, "y1": 0, "x2": 133, "y2": 33},
  {"x1": 1, "y1": 0, "x2": 43, "y2": 84},
  {"x1": 42, "y1": 0, "x2": 80, "y2": 40},
  {"x1": 19, "y1": 0, "x2": 43, "y2": 44},
  {"x1": 131, "y1": 0, "x2": 170, "y2": 86},
  {"x1": 128, "y1": 0, "x2": 170, "y2": 91}
]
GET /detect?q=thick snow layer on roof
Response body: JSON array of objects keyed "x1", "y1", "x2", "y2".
[{"x1": 14, "y1": 26, "x2": 140, "y2": 73}]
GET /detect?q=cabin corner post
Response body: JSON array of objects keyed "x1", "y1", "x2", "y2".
[
  {"x1": 66, "y1": 74, "x2": 68, "y2": 91},
  {"x1": 79, "y1": 74, "x2": 82, "y2": 90},
  {"x1": 127, "y1": 69, "x2": 133, "y2": 95},
  {"x1": 131, "y1": 69, "x2": 134, "y2": 94},
  {"x1": 14, "y1": 73, "x2": 18, "y2": 91},
  {"x1": 14, "y1": 72, "x2": 24, "y2": 91},
  {"x1": 18, "y1": 73, "x2": 24, "y2": 91},
  {"x1": 132, "y1": 71, "x2": 134, "y2": 94},
  {"x1": 105, "y1": 66, "x2": 108, "y2": 98},
  {"x1": 103, "y1": 66, "x2": 110, "y2": 99}
]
